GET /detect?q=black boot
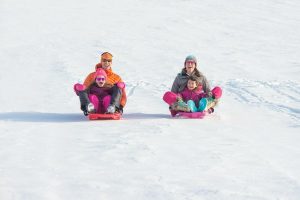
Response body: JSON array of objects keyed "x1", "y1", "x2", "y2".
[{"x1": 81, "y1": 105, "x2": 88, "y2": 116}]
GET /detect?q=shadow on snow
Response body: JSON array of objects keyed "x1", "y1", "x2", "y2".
[
  {"x1": 0, "y1": 112, "x2": 171, "y2": 123},
  {"x1": 0, "y1": 112, "x2": 84, "y2": 123}
]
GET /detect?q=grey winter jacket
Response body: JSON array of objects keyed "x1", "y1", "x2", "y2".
[{"x1": 171, "y1": 71, "x2": 211, "y2": 96}]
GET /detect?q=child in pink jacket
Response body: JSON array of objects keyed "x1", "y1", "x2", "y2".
[
  {"x1": 169, "y1": 76, "x2": 205, "y2": 112},
  {"x1": 74, "y1": 68, "x2": 123, "y2": 115},
  {"x1": 169, "y1": 76, "x2": 205, "y2": 113},
  {"x1": 177, "y1": 76, "x2": 206, "y2": 108},
  {"x1": 166, "y1": 75, "x2": 222, "y2": 115}
]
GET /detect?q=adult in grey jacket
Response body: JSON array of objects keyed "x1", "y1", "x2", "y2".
[{"x1": 171, "y1": 55, "x2": 212, "y2": 96}]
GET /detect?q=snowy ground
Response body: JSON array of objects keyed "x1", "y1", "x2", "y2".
[{"x1": 1, "y1": 0, "x2": 300, "y2": 199}]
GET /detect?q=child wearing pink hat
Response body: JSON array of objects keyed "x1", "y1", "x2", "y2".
[{"x1": 74, "y1": 68, "x2": 122, "y2": 115}]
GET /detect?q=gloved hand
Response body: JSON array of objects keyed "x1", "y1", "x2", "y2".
[{"x1": 176, "y1": 96, "x2": 183, "y2": 102}]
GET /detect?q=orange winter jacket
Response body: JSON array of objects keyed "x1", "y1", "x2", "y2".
[{"x1": 83, "y1": 63, "x2": 127, "y2": 107}]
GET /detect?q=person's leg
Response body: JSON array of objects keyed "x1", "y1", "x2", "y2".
[
  {"x1": 163, "y1": 91, "x2": 182, "y2": 116},
  {"x1": 74, "y1": 83, "x2": 90, "y2": 115},
  {"x1": 102, "y1": 95, "x2": 112, "y2": 113},
  {"x1": 198, "y1": 98, "x2": 208, "y2": 112},
  {"x1": 198, "y1": 97, "x2": 217, "y2": 112},
  {"x1": 88, "y1": 94, "x2": 99, "y2": 113},
  {"x1": 78, "y1": 92, "x2": 90, "y2": 115},
  {"x1": 187, "y1": 100, "x2": 198, "y2": 112},
  {"x1": 107, "y1": 85, "x2": 122, "y2": 113}
]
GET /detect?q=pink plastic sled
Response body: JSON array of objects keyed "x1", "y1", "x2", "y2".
[
  {"x1": 177, "y1": 111, "x2": 207, "y2": 119},
  {"x1": 163, "y1": 91, "x2": 206, "y2": 118}
]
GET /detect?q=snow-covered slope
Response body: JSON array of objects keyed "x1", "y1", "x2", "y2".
[{"x1": 0, "y1": 0, "x2": 300, "y2": 199}]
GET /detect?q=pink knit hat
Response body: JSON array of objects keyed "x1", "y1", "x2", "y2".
[{"x1": 94, "y1": 68, "x2": 107, "y2": 80}]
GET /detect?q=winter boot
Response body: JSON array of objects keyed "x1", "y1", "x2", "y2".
[
  {"x1": 208, "y1": 107, "x2": 214, "y2": 114},
  {"x1": 81, "y1": 105, "x2": 88, "y2": 116},
  {"x1": 106, "y1": 105, "x2": 116, "y2": 114},
  {"x1": 171, "y1": 100, "x2": 191, "y2": 112},
  {"x1": 170, "y1": 110, "x2": 178, "y2": 117},
  {"x1": 87, "y1": 103, "x2": 96, "y2": 113}
]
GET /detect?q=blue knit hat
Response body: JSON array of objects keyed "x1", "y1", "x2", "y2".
[{"x1": 185, "y1": 55, "x2": 197, "y2": 65}]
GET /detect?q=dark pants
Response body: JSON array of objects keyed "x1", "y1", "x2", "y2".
[
  {"x1": 110, "y1": 85, "x2": 122, "y2": 109},
  {"x1": 78, "y1": 91, "x2": 90, "y2": 112}
]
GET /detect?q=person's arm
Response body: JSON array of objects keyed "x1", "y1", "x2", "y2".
[
  {"x1": 113, "y1": 73, "x2": 126, "y2": 108},
  {"x1": 177, "y1": 93, "x2": 183, "y2": 99},
  {"x1": 171, "y1": 75, "x2": 180, "y2": 93},
  {"x1": 83, "y1": 72, "x2": 95, "y2": 88},
  {"x1": 202, "y1": 76, "x2": 212, "y2": 97}
]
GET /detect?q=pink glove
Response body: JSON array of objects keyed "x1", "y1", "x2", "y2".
[
  {"x1": 117, "y1": 82, "x2": 125, "y2": 89},
  {"x1": 74, "y1": 83, "x2": 86, "y2": 95}
]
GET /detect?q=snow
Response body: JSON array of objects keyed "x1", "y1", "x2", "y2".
[{"x1": 1, "y1": 0, "x2": 300, "y2": 199}]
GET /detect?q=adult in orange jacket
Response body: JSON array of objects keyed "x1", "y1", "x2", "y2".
[{"x1": 75, "y1": 52, "x2": 126, "y2": 114}]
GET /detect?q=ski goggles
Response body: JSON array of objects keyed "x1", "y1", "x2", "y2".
[{"x1": 96, "y1": 77, "x2": 105, "y2": 82}]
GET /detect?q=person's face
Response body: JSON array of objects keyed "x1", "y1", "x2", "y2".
[
  {"x1": 95, "y1": 76, "x2": 106, "y2": 87},
  {"x1": 185, "y1": 60, "x2": 196, "y2": 74},
  {"x1": 187, "y1": 80, "x2": 197, "y2": 90},
  {"x1": 101, "y1": 59, "x2": 112, "y2": 70}
]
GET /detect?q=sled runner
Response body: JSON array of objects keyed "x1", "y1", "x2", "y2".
[
  {"x1": 88, "y1": 113, "x2": 121, "y2": 120},
  {"x1": 177, "y1": 111, "x2": 206, "y2": 119}
]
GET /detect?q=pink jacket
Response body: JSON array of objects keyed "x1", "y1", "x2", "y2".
[{"x1": 178, "y1": 87, "x2": 206, "y2": 107}]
